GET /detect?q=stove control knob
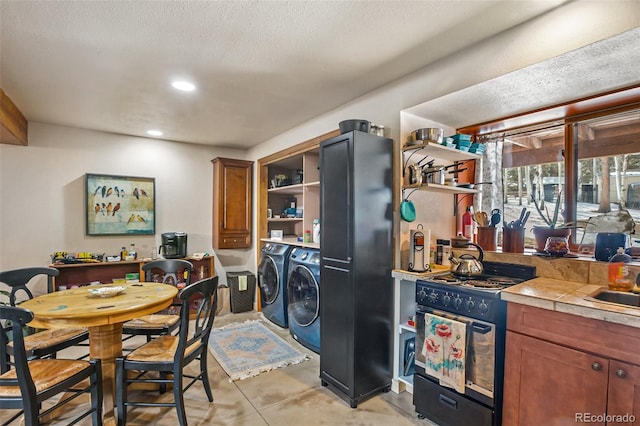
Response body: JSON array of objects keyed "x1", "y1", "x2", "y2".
[
  {"x1": 453, "y1": 296, "x2": 463, "y2": 309},
  {"x1": 442, "y1": 294, "x2": 451, "y2": 307},
  {"x1": 428, "y1": 291, "x2": 438, "y2": 303},
  {"x1": 418, "y1": 289, "x2": 427, "y2": 302},
  {"x1": 465, "y1": 299, "x2": 476, "y2": 312},
  {"x1": 478, "y1": 301, "x2": 489, "y2": 314}
]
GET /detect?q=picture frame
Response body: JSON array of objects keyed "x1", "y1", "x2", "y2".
[{"x1": 85, "y1": 173, "x2": 155, "y2": 236}]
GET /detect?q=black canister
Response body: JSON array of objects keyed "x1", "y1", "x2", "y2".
[{"x1": 594, "y1": 232, "x2": 628, "y2": 261}]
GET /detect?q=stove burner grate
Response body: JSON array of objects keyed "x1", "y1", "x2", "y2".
[
  {"x1": 427, "y1": 274, "x2": 522, "y2": 290},
  {"x1": 460, "y1": 280, "x2": 506, "y2": 289}
]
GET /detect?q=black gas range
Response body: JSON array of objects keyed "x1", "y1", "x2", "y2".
[
  {"x1": 416, "y1": 261, "x2": 536, "y2": 321},
  {"x1": 413, "y1": 261, "x2": 536, "y2": 426}
]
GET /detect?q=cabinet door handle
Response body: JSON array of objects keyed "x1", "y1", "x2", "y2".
[
  {"x1": 591, "y1": 362, "x2": 602, "y2": 371},
  {"x1": 616, "y1": 369, "x2": 627, "y2": 378}
]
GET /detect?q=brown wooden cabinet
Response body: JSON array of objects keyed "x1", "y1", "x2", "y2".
[
  {"x1": 51, "y1": 256, "x2": 215, "y2": 290},
  {"x1": 503, "y1": 303, "x2": 640, "y2": 426},
  {"x1": 212, "y1": 157, "x2": 253, "y2": 249}
]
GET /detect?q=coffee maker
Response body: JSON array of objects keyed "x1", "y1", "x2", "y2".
[{"x1": 159, "y1": 232, "x2": 187, "y2": 259}]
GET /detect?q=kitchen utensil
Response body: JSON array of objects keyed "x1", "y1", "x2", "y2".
[
  {"x1": 411, "y1": 128, "x2": 444, "y2": 144},
  {"x1": 513, "y1": 207, "x2": 527, "y2": 227},
  {"x1": 451, "y1": 234, "x2": 470, "y2": 248},
  {"x1": 595, "y1": 232, "x2": 629, "y2": 261},
  {"x1": 447, "y1": 167, "x2": 468, "y2": 174},
  {"x1": 88, "y1": 285, "x2": 126, "y2": 298},
  {"x1": 474, "y1": 211, "x2": 488, "y2": 227},
  {"x1": 544, "y1": 236, "x2": 569, "y2": 256},
  {"x1": 339, "y1": 119, "x2": 371, "y2": 134},
  {"x1": 423, "y1": 166, "x2": 445, "y2": 185},
  {"x1": 400, "y1": 199, "x2": 416, "y2": 222},
  {"x1": 416, "y1": 156, "x2": 431, "y2": 167},
  {"x1": 409, "y1": 224, "x2": 430, "y2": 272},
  {"x1": 477, "y1": 226, "x2": 497, "y2": 251},
  {"x1": 407, "y1": 163, "x2": 422, "y2": 185},
  {"x1": 489, "y1": 209, "x2": 501, "y2": 227},
  {"x1": 449, "y1": 242, "x2": 484, "y2": 277},
  {"x1": 403, "y1": 337, "x2": 416, "y2": 376},
  {"x1": 503, "y1": 227, "x2": 525, "y2": 253}
]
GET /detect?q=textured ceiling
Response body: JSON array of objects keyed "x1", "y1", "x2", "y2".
[
  {"x1": 1, "y1": 0, "x2": 568, "y2": 148},
  {"x1": 407, "y1": 28, "x2": 640, "y2": 131}
]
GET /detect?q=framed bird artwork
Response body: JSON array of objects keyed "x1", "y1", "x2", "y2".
[{"x1": 85, "y1": 173, "x2": 156, "y2": 236}]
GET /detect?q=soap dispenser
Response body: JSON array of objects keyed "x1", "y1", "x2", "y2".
[{"x1": 608, "y1": 247, "x2": 633, "y2": 292}]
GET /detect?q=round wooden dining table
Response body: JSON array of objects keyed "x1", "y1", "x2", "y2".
[{"x1": 20, "y1": 282, "x2": 178, "y2": 425}]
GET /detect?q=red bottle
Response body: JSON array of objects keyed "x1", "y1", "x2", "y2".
[{"x1": 462, "y1": 207, "x2": 473, "y2": 240}]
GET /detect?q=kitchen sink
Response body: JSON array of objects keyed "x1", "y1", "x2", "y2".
[{"x1": 588, "y1": 289, "x2": 640, "y2": 308}]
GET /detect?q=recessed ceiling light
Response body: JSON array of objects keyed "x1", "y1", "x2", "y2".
[
  {"x1": 146, "y1": 130, "x2": 163, "y2": 137},
  {"x1": 171, "y1": 80, "x2": 196, "y2": 92}
]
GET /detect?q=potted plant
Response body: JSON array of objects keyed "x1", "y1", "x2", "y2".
[{"x1": 531, "y1": 191, "x2": 572, "y2": 252}]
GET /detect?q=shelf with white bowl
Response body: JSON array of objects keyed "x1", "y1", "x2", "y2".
[{"x1": 402, "y1": 140, "x2": 481, "y2": 162}]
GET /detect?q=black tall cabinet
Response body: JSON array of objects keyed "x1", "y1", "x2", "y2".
[{"x1": 319, "y1": 130, "x2": 394, "y2": 408}]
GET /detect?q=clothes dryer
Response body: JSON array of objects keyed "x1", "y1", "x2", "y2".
[
  {"x1": 258, "y1": 243, "x2": 293, "y2": 328},
  {"x1": 287, "y1": 247, "x2": 321, "y2": 353}
]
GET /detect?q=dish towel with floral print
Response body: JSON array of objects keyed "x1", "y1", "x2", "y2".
[{"x1": 421, "y1": 313, "x2": 467, "y2": 393}]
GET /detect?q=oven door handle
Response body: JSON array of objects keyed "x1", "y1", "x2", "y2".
[
  {"x1": 472, "y1": 322, "x2": 492, "y2": 334},
  {"x1": 439, "y1": 393, "x2": 458, "y2": 409}
]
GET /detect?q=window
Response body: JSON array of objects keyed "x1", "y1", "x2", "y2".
[
  {"x1": 571, "y1": 110, "x2": 640, "y2": 249},
  {"x1": 476, "y1": 123, "x2": 567, "y2": 249},
  {"x1": 467, "y1": 90, "x2": 640, "y2": 253}
]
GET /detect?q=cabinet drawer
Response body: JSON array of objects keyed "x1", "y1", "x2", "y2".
[
  {"x1": 413, "y1": 374, "x2": 493, "y2": 426},
  {"x1": 219, "y1": 234, "x2": 250, "y2": 249},
  {"x1": 507, "y1": 303, "x2": 640, "y2": 365}
]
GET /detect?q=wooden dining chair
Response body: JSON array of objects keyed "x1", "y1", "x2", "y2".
[
  {"x1": 115, "y1": 275, "x2": 219, "y2": 426},
  {"x1": 121, "y1": 259, "x2": 193, "y2": 343},
  {"x1": 0, "y1": 267, "x2": 89, "y2": 374},
  {"x1": 0, "y1": 305, "x2": 103, "y2": 426}
]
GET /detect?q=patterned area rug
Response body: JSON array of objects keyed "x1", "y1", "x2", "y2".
[{"x1": 208, "y1": 320, "x2": 309, "y2": 381}]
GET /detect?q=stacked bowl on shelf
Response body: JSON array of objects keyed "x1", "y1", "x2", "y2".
[
  {"x1": 448, "y1": 134, "x2": 486, "y2": 155},
  {"x1": 451, "y1": 134, "x2": 472, "y2": 151},
  {"x1": 469, "y1": 143, "x2": 486, "y2": 154},
  {"x1": 440, "y1": 136, "x2": 455, "y2": 148}
]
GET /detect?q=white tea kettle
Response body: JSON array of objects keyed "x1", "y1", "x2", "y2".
[{"x1": 449, "y1": 242, "x2": 484, "y2": 277}]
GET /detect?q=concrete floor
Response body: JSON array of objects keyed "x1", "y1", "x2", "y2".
[{"x1": 1, "y1": 311, "x2": 434, "y2": 425}]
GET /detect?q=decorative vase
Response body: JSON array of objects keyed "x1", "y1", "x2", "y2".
[{"x1": 532, "y1": 227, "x2": 571, "y2": 253}]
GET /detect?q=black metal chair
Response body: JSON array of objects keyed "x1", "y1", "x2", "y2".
[
  {"x1": 0, "y1": 267, "x2": 89, "y2": 374},
  {"x1": 0, "y1": 305, "x2": 103, "y2": 426},
  {"x1": 115, "y1": 275, "x2": 218, "y2": 426},
  {"x1": 121, "y1": 259, "x2": 193, "y2": 343}
]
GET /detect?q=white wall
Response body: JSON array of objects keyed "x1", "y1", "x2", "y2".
[{"x1": 0, "y1": 123, "x2": 250, "y2": 291}]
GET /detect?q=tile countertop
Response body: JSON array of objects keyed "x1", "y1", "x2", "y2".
[{"x1": 501, "y1": 277, "x2": 640, "y2": 329}]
